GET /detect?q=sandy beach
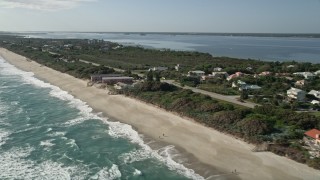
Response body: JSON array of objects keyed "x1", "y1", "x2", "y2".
[{"x1": 0, "y1": 48, "x2": 319, "y2": 180}]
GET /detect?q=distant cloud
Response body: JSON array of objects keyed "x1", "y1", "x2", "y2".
[{"x1": 0, "y1": 0, "x2": 96, "y2": 11}]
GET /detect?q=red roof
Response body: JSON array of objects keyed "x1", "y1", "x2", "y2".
[{"x1": 304, "y1": 129, "x2": 320, "y2": 139}]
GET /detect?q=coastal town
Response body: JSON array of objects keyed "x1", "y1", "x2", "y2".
[{"x1": 1, "y1": 35, "x2": 320, "y2": 171}]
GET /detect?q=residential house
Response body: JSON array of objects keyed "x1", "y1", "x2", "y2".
[
  {"x1": 201, "y1": 75, "x2": 215, "y2": 81},
  {"x1": 149, "y1": 66, "x2": 168, "y2": 71},
  {"x1": 311, "y1": 100, "x2": 320, "y2": 105},
  {"x1": 232, "y1": 80, "x2": 261, "y2": 91},
  {"x1": 295, "y1": 80, "x2": 307, "y2": 88},
  {"x1": 227, "y1": 72, "x2": 243, "y2": 81},
  {"x1": 188, "y1": 70, "x2": 205, "y2": 77},
  {"x1": 240, "y1": 85, "x2": 262, "y2": 91},
  {"x1": 213, "y1": 67, "x2": 223, "y2": 72},
  {"x1": 175, "y1": 64, "x2": 180, "y2": 71},
  {"x1": 287, "y1": 87, "x2": 306, "y2": 102},
  {"x1": 293, "y1": 72, "x2": 315, "y2": 79},
  {"x1": 90, "y1": 74, "x2": 122, "y2": 82},
  {"x1": 232, "y1": 80, "x2": 246, "y2": 88},
  {"x1": 308, "y1": 90, "x2": 320, "y2": 99},
  {"x1": 259, "y1": 71, "x2": 272, "y2": 76},
  {"x1": 304, "y1": 129, "x2": 320, "y2": 145},
  {"x1": 102, "y1": 77, "x2": 133, "y2": 84},
  {"x1": 212, "y1": 72, "x2": 229, "y2": 78},
  {"x1": 315, "y1": 70, "x2": 320, "y2": 76}
]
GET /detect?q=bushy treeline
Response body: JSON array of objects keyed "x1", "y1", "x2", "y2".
[{"x1": 6, "y1": 45, "x2": 115, "y2": 79}]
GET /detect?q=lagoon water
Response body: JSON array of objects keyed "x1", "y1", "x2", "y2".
[
  {"x1": 0, "y1": 57, "x2": 203, "y2": 180},
  {"x1": 23, "y1": 32, "x2": 320, "y2": 63}
]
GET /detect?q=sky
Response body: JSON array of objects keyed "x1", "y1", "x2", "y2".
[{"x1": 0, "y1": 0, "x2": 319, "y2": 33}]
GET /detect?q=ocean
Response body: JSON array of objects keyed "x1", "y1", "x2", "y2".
[
  {"x1": 0, "y1": 56, "x2": 204, "y2": 180},
  {"x1": 22, "y1": 32, "x2": 320, "y2": 63}
]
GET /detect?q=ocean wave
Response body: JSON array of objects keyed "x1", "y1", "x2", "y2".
[
  {"x1": 40, "y1": 139, "x2": 55, "y2": 147},
  {"x1": 0, "y1": 101, "x2": 10, "y2": 116},
  {"x1": 0, "y1": 129, "x2": 11, "y2": 147},
  {"x1": 47, "y1": 131, "x2": 66, "y2": 137},
  {"x1": 107, "y1": 121, "x2": 204, "y2": 180},
  {"x1": 90, "y1": 164, "x2": 122, "y2": 180},
  {"x1": 0, "y1": 146, "x2": 90, "y2": 179}
]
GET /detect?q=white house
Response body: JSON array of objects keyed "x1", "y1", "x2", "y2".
[
  {"x1": 232, "y1": 80, "x2": 246, "y2": 88},
  {"x1": 212, "y1": 72, "x2": 229, "y2": 78},
  {"x1": 308, "y1": 90, "x2": 320, "y2": 99},
  {"x1": 213, "y1": 67, "x2": 223, "y2": 72},
  {"x1": 293, "y1": 72, "x2": 315, "y2": 79},
  {"x1": 175, "y1": 64, "x2": 180, "y2": 71},
  {"x1": 149, "y1": 66, "x2": 168, "y2": 71},
  {"x1": 188, "y1": 70, "x2": 205, "y2": 77},
  {"x1": 240, "y1": 85, "x2": 262, "y2": 91},
  {"x1": 287, "y1": 87, "x2": 306, "y2": 102},
  {"x1": 315, "y1": 70, "x2": 320, "y2": 76}
]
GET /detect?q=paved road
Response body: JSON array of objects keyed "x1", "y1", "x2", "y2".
[{"x1": 162, "y1": 80, "x2": 259, "y2": 109}]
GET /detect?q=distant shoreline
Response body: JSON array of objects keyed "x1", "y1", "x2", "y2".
[{"x1": 2, "y1": 31, "x2": 320, "y2": 38}]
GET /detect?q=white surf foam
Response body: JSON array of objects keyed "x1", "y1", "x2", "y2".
[
  {"x1": 0, "y1": 146, "x2": 90, "y2": 179},
  {"x1": 47, "y1": 131, "x2": 66, "y2": 137},
  {"x1": 0, "y1": 56, "x2": 204, "y2": 180},
  {"x1": 0, "y1": 130, "x2": 11, "y2": 147},
  {"x1": 90, "y1": 164, "x2": 122, "y2": 180},
  {"x1": 40, "y1": 139, "x2": 55, "y2": 147},
  {"x1": 0, "y1": 101, "x2": 10, "y2": 116},
  {"x1": 133, "y1": 168, "x2": 142, "y2": 176},
  {"x1": 108, "y1": 121, "x2": 204, "y2": 180}
]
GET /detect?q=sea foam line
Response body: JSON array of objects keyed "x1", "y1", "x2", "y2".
[{"x1": 0, "y1": 56, "x2": 204, "y2": 180}]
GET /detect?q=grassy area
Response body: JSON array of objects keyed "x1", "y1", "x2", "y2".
[{"x1": 311, "y1": 111, "x2": 320, "y2": 117}]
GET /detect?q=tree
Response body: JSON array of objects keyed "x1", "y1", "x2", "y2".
[
  {"x1": 240, "y1": 90, "x2": 249, "y2": 100},
  {"x1": 154, "y1": 71, "x2": 160, "y2": 82},
  {"x1": 146, "y1": 71, "x2": 153, "y2": 81}
]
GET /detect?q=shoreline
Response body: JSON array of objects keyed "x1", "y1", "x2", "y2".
[{"x1": 1, "y1": 48, "x2": 320, "y2": 180}]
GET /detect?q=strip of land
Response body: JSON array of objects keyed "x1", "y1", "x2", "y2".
[{"x1": 0, "y1": 48, "x2": 319, "y2": 180}]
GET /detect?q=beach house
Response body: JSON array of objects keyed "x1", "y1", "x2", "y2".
[
  {"x1": 90, "y1": 74, "x2": 122, "y2": 82},
  {"x1": 287, "y1": 87, "x2": 306, "y2": 102},
  {"x1": 149, "y1": 66, "x2": 168, "y2": 71},
  {"x1": 293, "y1": 72, "x2": 315, "y2": 79},
  {"x1": 187, "y1": 70, "x2": 205, "y2": 77},
  {"x1": 102, "y1": 76, "x2": 133, "y2": 85},
  {"x1": 304, "y1": 129, "x2": 320, "y2": 145},
  {"x1": 212, "y1": 72, "x2": 229, "y2": 78},
  {"x1": 227, "y1": 72, "x2": 244, "y2": 81},
  {"x1": 308, "y1": 90, "x2": 320, "y2": 100}
]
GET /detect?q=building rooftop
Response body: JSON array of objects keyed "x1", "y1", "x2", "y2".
[
  {"x1": 102, "y1": 76, "x2": 133, "y2": 80},
  {"x1": 308, "y1": 90, "x2": 320, "y2": 99},
  {"x1": 305, "y1": 129, "x2": 320, "y2": 139},
  {"x1": 91, "y1": 74, "x2": 122, "y2": 78},
  {"x1": 190, "y1": 70, "x2": 205, "y2": 74},
  {"x1": 288, "y1": 87, "x2": 304, "y2": 93}
]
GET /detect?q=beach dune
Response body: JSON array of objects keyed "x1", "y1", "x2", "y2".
[{"x1": 0, "y1": 48, "x2": 319, "y2": 180}]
